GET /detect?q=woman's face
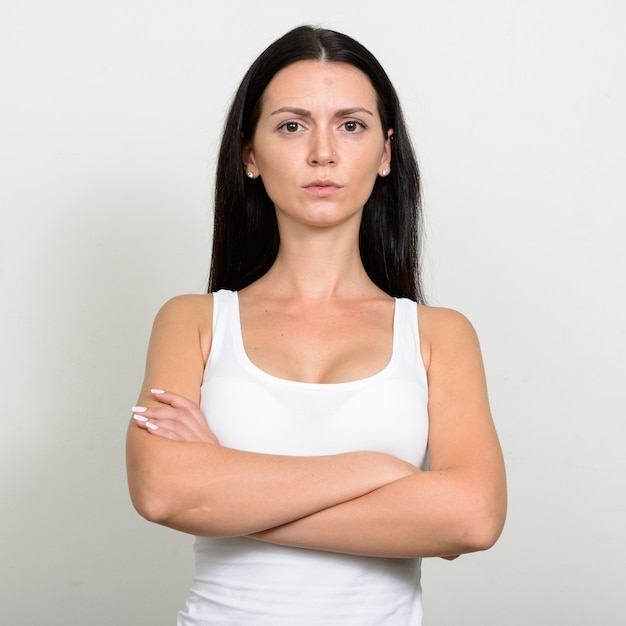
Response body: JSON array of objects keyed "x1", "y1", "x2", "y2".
[{"x1": 244, "y1": 60, "x2": 392, "y2": 232}]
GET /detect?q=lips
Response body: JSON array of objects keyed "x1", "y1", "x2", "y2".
[{"x1": 304, "y1": 180, "x2": 343, "y2": 197}]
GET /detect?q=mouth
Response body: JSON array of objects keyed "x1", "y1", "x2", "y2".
[{"x1": 304, "y1": 180, "x2": 343, "y2": 197}]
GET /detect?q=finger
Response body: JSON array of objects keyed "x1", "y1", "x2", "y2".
[
  {"x1": 133, "y1": 414, "x2": 195, "y2": 441},
  {"x1": 150, "y1": 389, "x2": 198, "y2": 411},
  {"x1": 149, "y1": 390, "x2": 212, "y2": 431},
  {"x1": 148, "y1": 390, "x2": 206, "y2": 425},
  {"x1": 133, "y1": 403, "x2": 209, "y2": 435},
  {"x1": 147, "y1": 417, "x2": 219, "y2": 444},
  {"x1": 132, "y1": 409, "x2": 219, "y2": 444},
  {"x1": 132, "y1": 413, "x2": 150, "y2": 428}
]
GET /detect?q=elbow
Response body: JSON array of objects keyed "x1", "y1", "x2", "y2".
[
  {"x1": 464, "y1": 516, "x2": 504, "y2": 553},
  {"x1": 127, "y1": 461, "x2": 183, "y2": 526},
  {"x1": 134, "y1": 499, "x2": 169, "y2": 526},
  {"x1": 126, "y1": 438, "x2": 176, "y2": 526},
  {"x1": 126, "y1": 441, "x2": 195, "y2": 528},
  {"x1": 128, "y1": 477, "x2": 232, "y2": 537},
  {"x1": 462, "y1": 495, "x2": 507, "y2": 553},
  {"x1": 129, "y1": 481, "x2": 174, "y2": 526}
]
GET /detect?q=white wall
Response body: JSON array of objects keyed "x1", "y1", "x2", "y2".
[{"x1": 1, "y1": 1, "x2": 624, "y2": 624}]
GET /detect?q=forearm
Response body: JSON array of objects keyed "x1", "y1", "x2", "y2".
[
  {"x1": 249, "y1": 469, "x2": 507, "y2": 558},
  {"x1": 127, "y1": 427, "x2": 417, "y2": 537}
]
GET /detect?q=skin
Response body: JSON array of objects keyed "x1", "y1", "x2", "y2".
[{"x1": 126, "y1": 60, "x2": 507, "y2": 558}]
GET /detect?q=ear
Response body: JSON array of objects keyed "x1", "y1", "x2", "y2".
[
  {"x1": 242, "y1": 143, "x2": 259, "y2": 179},
  {"x1": 378, "y1": 129, "x2": 394, "y2": 177}
]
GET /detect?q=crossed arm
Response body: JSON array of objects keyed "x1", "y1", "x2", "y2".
[{"x1": 126, "y1": 295, "x2": 506, "y2": 558}]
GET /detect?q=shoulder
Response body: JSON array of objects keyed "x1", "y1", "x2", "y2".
[
  {"x1": 152, "y1": 293, "x2": 214, "y2": 362},
  {"x1": 154, "y1": 293, "x2": 214, "y2": 325},
  {"x1": 417, "y1": 304, "x2": 478, "y2": 338},
  {"x1": 416, "y1": 304, "x2": 481, "y2": 372}
]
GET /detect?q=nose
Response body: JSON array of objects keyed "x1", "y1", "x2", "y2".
[{"x1": 309, "y1": 129, "x2": 336, "y2": 166}]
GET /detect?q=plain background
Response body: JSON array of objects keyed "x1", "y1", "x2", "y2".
[{"x1": 1, "y1": 1, "x2": 624, "y2": 624}]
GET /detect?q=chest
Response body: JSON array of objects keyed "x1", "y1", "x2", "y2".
[{"x1": 239, "y1": 303, "x2": 395, "y2": 384}]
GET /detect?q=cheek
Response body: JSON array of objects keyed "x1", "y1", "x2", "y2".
[
  {"x1": 256, "y1": 147, "x2": 298, "y2": 187},
  {"x1": 256, "y1": 163, "x2": 293, "y2": 207},
  {"x1": 255, "y1": 143, "x2": 294, "y2": 176},
  {"x1": 353, "y1": 157, "x2": 382, "y2": 201}
]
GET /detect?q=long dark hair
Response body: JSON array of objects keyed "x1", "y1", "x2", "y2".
[{"x1": 209, "y1": 25, "x2": 425, "y2": 302}]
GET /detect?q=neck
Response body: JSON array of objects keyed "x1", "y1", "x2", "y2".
[{"x1": 255, "y1": 227, "x2": 378, "y2": 301}]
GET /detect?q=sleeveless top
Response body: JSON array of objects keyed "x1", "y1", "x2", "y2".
[{"x1": 177, "y1": 289, "x2": 429, "y2": 626}]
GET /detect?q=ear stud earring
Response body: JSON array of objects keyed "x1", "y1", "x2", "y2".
[
  {"x1": 247, "y1": 171, "x2": 254, "y2": 178},
  {"x1": 381, "y1": 169, "x2": 389, "y2": 176}
]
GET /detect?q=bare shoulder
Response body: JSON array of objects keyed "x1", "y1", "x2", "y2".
[
  {"x1": 152, "y1": 293, "x2": 214, "y2": 361},
  {"x1": 417, "y1": 304, "x2": 478, "y2": 339},
  {"x1": 156, "y1": 293, "x2": 213, "y2": 317},
  {"x1": 417, "y1": 305, "x2": 481, "y2": 372},
  {"x1": 137, "y1": 294, "x2": 215, "y2": 406}
]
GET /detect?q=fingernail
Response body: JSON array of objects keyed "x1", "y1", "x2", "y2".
[
  {"x1": 132, "y1": 406, "x2": 147, "y2": 412},
  {"x1": 146, "y1": 421, "x2": 159, "y2": 430},
  {"x1": 133, "y1": 414, "x2": 148, "y2": 422},
  {"x1": 151, "y1": 389, "x2": 165, "y2": 394}
]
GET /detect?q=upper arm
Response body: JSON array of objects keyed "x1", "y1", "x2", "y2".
[
  {"x1": 126, "y1": 294, "x2": 213, "y2": 510},
  {"x1": 137, "y1": 294, "x2": 213, "y2": 407},
  {"x1": 420, "y1": 306, "x2": 506, "y2": 522}
]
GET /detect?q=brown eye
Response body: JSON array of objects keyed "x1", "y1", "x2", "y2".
[
  {"x1": 342, "y1": 120, "x2": 365, "y2": 133},
  {"x1": 280, "y1": 121, "x2": 302, "y2": 133}
]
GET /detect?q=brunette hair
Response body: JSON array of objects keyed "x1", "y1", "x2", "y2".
[{"x1": 209, "y1": 25, "x2": 425, "y2": 302}]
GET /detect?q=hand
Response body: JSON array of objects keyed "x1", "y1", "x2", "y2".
[{"x1": 132, "y1": 389, "x2": 219, "y2": 444}]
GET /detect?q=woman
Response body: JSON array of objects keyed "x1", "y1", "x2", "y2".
[{"x1": 126, "y1": 25, "x2": 506, "y2": 625}]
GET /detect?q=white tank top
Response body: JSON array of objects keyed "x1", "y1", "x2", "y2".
[{"x1": 178, "y1": 289, "x2": 429, "y2": 625}]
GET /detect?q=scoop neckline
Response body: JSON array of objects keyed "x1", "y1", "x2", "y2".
[{"x1": 231, "y1": 291, "x2": 400, "y2": 389}]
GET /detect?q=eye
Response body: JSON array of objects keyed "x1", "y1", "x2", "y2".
[
  {"x1": 278, "y1": 121, "x2": 303, "y2": 133},
  {"x1": 341, "y1": 120, "x2": 366, "y2": 133}
]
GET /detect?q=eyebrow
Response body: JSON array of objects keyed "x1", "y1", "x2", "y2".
[{"x1": 269, "y1": 106, "x2": 375, "y2": 118}]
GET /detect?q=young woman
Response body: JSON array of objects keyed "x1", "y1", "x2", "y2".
[{"x1": 126, "y1": 25, "x2": 506, "y2": 625}]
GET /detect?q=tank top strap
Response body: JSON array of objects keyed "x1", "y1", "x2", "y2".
[
  {"x1": 393, "y1": 297, "x2": 427, "y2": 388},
  {"x1": 208, "y1": 289, "x2": 238, "y2": 364}
]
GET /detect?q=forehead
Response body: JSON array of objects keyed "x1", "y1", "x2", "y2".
[{"x1": 260, "y1": 60, "x2": 379, "y2": 113}]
